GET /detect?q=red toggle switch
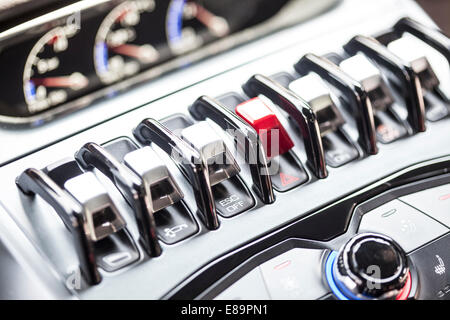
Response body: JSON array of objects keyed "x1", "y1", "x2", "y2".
[{"x1": 236, "y1": 98, "x2": 294, "y2": 159}]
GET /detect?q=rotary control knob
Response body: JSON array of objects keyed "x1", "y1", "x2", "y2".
[{"x1": 326, "y1": 233, "x2": 412, "y2": 300}]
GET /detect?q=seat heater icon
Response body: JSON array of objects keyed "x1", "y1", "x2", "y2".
[{"x1": 434, "y1": 255, "x2": 446, "y2": 276}]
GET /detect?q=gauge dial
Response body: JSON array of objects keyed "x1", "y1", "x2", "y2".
[
  {"x1": 166, "y1": 0, "x2": 288, "y2": 55},
  {"x1": 94, "y1": 0, "x2": 164, "y2": 84},
  {"x1": 167, "y1": 0, "x2": 231, "y2": 55},
  {"x1": 23, "y1": 23, "x2": 88, "y2": 114}
]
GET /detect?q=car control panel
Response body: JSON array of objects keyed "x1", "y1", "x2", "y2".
[
  {"x1": 0, "y1": 0, "x2": 449, "y2": 300},
  {"x1": 0, "y1": 0, "x2": 334, "y2": 124}
]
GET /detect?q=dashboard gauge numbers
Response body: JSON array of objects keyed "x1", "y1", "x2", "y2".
[
  {"x1": 23, "y1": 23, "x2": 87, "y2": 114},
  {"x1": 94, "y1": 0, "x2": 159, "y2": 84}
]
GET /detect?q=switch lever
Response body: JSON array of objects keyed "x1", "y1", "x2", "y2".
[
  {"x1": 288, "y1": 73, "x2": 345, "y2": 136},
  {"x1": 387, "y1": 19, "x2": 450, "y2": 119},
  {"x1": 288, "y1": 73, "x2": 359, "y2": 166},
  {"x1": 76, "y1": 141, "x2": 184, "y2": 257},
  {"x1": 295, "y1": 53, "x2": 378, "y2": 155},
  {"x1": 180, "y1": 121, "x2": 241, "y2": 186},
  {"x1": 242, "y1": 74, "x2": 328, "y2": 179},
  {"x1": 180, "y1": 121, "x2": 256, "y2": 217},
  {"x1": 394, "y1": 17, "x2": 450, "y2": 64},
  {"x1": 343, "y1": 35, "x2": 426, "y2": 133},
  {"x1": 134, "y1": 119, "x2": 219, "y2": 230},
  {"x1": 189, "y1": 95, "x2": 275, "y2": 204},
  {"x1": 16, "y1": 159, "x2": 128, "y2": 285},
  {"x1": 339, "y1": 53, "x2": 409, "y2": 142}
]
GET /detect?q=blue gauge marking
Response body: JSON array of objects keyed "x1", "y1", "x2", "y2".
[
  {"x1": 25, "y1": 80, "x2": 36, "y2": 101},
  {"x1": 167, "y1": 0, "x2": 185, "y2": 44},
  {"x1": 95, "y1": 42, "x2": 109, "y2": 74}
]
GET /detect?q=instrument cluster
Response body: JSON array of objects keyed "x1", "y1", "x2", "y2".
[{"x1": 0, "y1": 0, "x2": 290, "y2": 122}]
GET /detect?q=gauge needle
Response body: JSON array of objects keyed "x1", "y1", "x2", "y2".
[
  {"x1": 109, "y1": 44, "x2": 159, "y2": 64},
  {"x1": 190, "y1": 3, "x2": 230, "y2": 37},
  {"x1": 31, "y1": 72, "x2": 88, "y2": 90},
  {"x1": 116, "y1": 9, "x2": 129, "y2": 23}
]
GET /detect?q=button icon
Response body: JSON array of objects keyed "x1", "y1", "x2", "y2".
[
  {"x1": 280, "y1": 172, "x2": 299, "y2": 187},
  {"x1": 358, "y1": 200, "x2": 448, "y2": 253},
  {"x1": 102, "y1": 252, "x2": 133, "y2": 269},
  {"x1": 400, "y1": 219, "x2": 417, "y2": 234},
  {"x1": 381, "y1": 208, "x2": 397, "y2": 218},
  {"x1": 376, "y1": 124, "x2": 401, "y2": 143},
  {"x1": 434, "y1": 255, "x2": 446, "y2": 276},
  {"x1": 327, "y1": 150, "x2": 352, "y2": 165},
  {"x1": 164, "y1": 224, "x2": 188, "y2": 239},
  {"x1": 280, "y1": 276, "x2": 300, "y2": 291},
  {"x1": 273, "y1": 260, "x2": 292, "y2": 271}
]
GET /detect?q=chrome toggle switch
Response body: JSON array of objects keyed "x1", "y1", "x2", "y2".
[
  {"x1": 339, "y1": 53, "x2": 408, "y2": 143},
  {"x1": 243, "y1": 74, "x2": 327, "y2": 179},
  {"x1": 340, "y1": 54, "x2": 394, "y2": 112},
  {"x1": 295, "y1": 53, "x2": 378, "y2": 156},
  {"x1": 124, "y1": 146, "x2": 184, "y2": 212},
  {"x1": 64, "y1": 171, "x2": 126, "y2": 242},
  {"x1": 289, "y1": 73, "x2": 345, "y2": 136},
  {"x1": 134, "y1": 118, "x2": 220, "y2": 230},
  {"x1": 288, "y1": 73, "x2": 358, "y2": 167},
  {"x1": 394, "y1": 17, "x2": 450, "y2": 64},
  {"x1": 181, "y1": 121, "x2": 241, "y2": 186},
  {"x1": 76, "y1": 140, "x2": 186, "y2": 256},
  {"x1": 189, "y1": 96, "x2": 275, "y2": 204},
  {"x1": 387, "y1": 34, "x2": 449, "y2": 121},
  {"x1": 388, "y1": 36, "x2": 440, "y2": 93},
  {"x1": 343, "y1": 35, "x2": 427, "y2": 133},
  {"x1": 393, "y1": 17, "x2": 450, "y2": 101},
  {"x1": 16, "y1": 158, "x2": 136, "y2": 285},
  {"x1": 154, "y1": 115, "x2": 256, "y2": 218},
  {"x1": 179, "y1": 121, "x2": 255, "y2": 215}
]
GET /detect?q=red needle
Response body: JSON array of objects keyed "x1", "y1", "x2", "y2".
[
  {"x1": 439, "y1": 194, "x2": 450, "y2": 201},
  {"x1": 110, "y1": 44, "x2": 143, "y2": 58},
  {"x1": 190, "y1": 3, "x2": 229, "y2": 37},
  {"x1": 31, "y1": 73, "x2": 88, "y2": 90},
  {"x1": 116, "y1": 9, "x2": 129, "y2": 23},
  {"x1": 47, "y1": 35, "x2": 59, "y2": 45},
  {"x1": 109, "y1": 44, "x2": 159, "y2": 63}
]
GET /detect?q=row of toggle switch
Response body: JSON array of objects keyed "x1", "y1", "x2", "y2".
[{"x1": 15, "y1": 17, "x2": 450, "y2": 286}]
